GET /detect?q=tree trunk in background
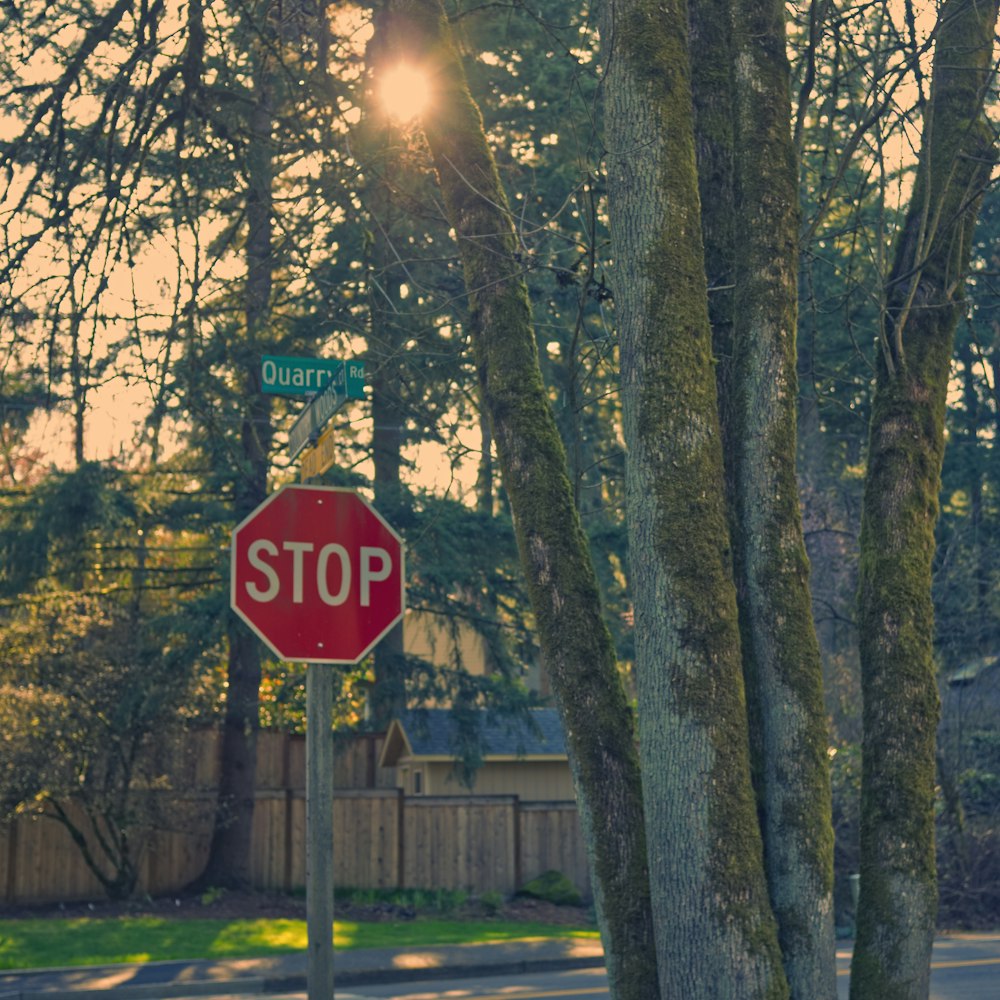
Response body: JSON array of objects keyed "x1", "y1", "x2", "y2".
[
  {"x1": 720, "y1": 0, "x2": 837, "y2": 993},
  {"x1": 956, "y1": 335, "x2": 988, "y2": 637},
  {"x1": 476, "y1": 407, "x2": 493, "y2": 514},
  {"x1": 601, "y1": 0, "x2": 788, "y2": 994},
  {"x1": 382, "y1": 3, "x2": 659, "y2": 997},
  {"x1": 368, "y1": 331, "x2": 408, "y2": 728},
  {"x1": 364, "y1": 26, "x2": 409, "y2": 729},
  {"x1": 852, "y1": 1, "x2": 999, "y2": 996},
  {"x1": 194, "y1": 10, "x2": 275, "y2": 889}
]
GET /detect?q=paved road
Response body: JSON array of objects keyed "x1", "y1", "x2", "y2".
[{"x1": 165, "y1": 934, "x2": 1000, "y2": 1000}]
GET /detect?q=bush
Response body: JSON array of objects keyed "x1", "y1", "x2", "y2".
[
  {"x1": 517, "y1": 870, "x2": 583, "y2": 907},
  {"x1": 937, "y1": 823, "x2": 1000, "y2": 929}
]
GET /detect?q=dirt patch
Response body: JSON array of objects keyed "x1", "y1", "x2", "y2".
[
  {"x1": 0, "y1": 890, "x2": 594, "y2": 928},
  {"x1": 0, "y1": 890, "x2": 306, "y2": 923}
]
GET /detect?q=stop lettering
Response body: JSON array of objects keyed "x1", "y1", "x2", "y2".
[
  {"x1": 243, "y1": 540, "x2": 393, "y2": 607},
  {"x1": 230, "y1": 485, "x2": 405, "y2": 664}
]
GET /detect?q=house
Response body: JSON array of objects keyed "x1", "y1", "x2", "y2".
[
  {"x1": 402, "y1": 609, "x2": 547, "y2": 697},
  {"x1": 378, "y1": 707, "x2": 573, "y2": 800},
  {"x1": 940, "y1": 653, "x2": 1000, "y2": 735},
  {"x1": 939, "y1": 653, "x2": 1000, "y2": 802}
]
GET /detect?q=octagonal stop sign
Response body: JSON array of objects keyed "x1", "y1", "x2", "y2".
[{"x1": 231, "y1": 485, "x2": 405, "y2": 664}]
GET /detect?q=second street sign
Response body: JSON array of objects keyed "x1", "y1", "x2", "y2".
[{"x1": 287, "y1": 361, "x2": 365, "y2": 460}]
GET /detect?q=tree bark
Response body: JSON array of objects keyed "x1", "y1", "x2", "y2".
[
  {"x1": 601, "y1": 0, "x2": 788, "y2": 995},
  {"x1": 382, "y1": 3, "x2": 660, "y2": 997},
  {"x1": 851, "y1": 1, "x2": 999, "y2": 996},
  {"x1": 723, "y1": 0, "x2": 837, "y2": 993}
]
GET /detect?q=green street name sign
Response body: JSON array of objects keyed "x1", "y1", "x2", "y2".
[{"x1": 262, "y1": 356, "x2": 365, "y2": 398}]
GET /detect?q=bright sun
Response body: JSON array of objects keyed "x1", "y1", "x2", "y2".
[{"x1": 379, "y1": 63, "x2": 431, "y2": 122}]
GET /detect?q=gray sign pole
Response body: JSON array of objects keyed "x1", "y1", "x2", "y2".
[
  {"x1": 305, "y1": 452, "x2": 335, "y2": 999},
  {"x1": 306, "y1": 662, "x2": 335, "y2": 1000}
]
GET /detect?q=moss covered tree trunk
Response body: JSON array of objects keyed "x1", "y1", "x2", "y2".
[
  {"x1": 601, "y1": 0, "x2": 788, "y2": 995},
  {"x1": 382, "y1": 3, "x2": 659, "y2": 997},
  {"x1": 694, "y1": 0, "x2": 837, "y2": 994},
  {"x1": 851, "y1": 1, "x2": 999, "y2": 997},
  {"x1": 691, "y1": 2, "x2": 836, "y2": 994}
]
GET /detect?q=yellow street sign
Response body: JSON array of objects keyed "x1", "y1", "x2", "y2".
[{"x1": 300, "y1": 423, "x2": 339, "y2": 481}]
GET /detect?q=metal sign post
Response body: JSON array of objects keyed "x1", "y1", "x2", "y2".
[{"x1": 306, "y1": 663, "x2": 335, "y2": 1000}]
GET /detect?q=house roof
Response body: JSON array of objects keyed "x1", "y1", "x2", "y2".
[
  {"x1": 379, "y1": 707, "x2": 567, "y2": 768},
  {"x1": 946, "y1": 654, "x2": 1000, "y2": 686}
]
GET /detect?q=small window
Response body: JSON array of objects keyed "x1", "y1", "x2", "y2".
[{"x1": 413, "y1": 769, "x2": 424, "y2": 795}]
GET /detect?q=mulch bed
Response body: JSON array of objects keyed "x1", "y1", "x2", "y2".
[{"x1": 0, "y1": 890, "x2": 593, "y2": 927}]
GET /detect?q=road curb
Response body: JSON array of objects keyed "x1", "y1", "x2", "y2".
[
  {"x1": 0, "y1": 981, "x2": 267, "y2": 1000},
  {"x1": 0, "y1": 944, "x2": 606, "y2": 999},
  {"x1": 266, "y1": 951, "x2": 606, "y2": 991}
]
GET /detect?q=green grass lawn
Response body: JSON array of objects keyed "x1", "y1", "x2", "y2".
[{"x1": 0, "y1": 917, "x2": 599, "y2": 971}]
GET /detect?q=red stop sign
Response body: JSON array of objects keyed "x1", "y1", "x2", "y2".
[{"x1": 231, "y1": 485, "x2": 405, "y2": 664}]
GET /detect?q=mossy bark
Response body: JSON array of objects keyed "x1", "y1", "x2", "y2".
[
  {"x1": 689, "y1": 0, "x2": 735, "y2": 391},
  {"x1": 851, "y1": 1, "x2": 999, "y2": 997},
  {"x1": 382, "y1": 3, "x2": 660, "y2": 998},
  {"x1": 690, "y1": 0, "x2": 837, "y2": 994},
  {"x1": 602, "y1": 0, "x2": 787, "y2": 995}
]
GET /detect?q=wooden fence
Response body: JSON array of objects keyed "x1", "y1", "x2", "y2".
[{"x1": 0, "y1": 731, "x2": 590, "y2": 906}]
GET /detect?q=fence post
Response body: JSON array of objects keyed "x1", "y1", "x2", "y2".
[
  {"x1": 397, "y1": 787, "x2": 405, "y2": 890},
  {"x1": 513, "y1": 796, "x2": 522, "y2": 893},
  {"x1": 3, "y1": 819, "x2": 16, "y2": 904}
]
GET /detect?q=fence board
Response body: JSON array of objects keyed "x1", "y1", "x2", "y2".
[
  {"x1": 333, "y1": 790, "x2": 401, "y2": 889},
  {"x1": 402, "y1": 797, "x2": 517, "y2": 894},
  {"x1": 251, "y1": 792, "x2": 292, "y2": 889},
  {"x1": 7, "y1": 812, "x2": 104, "y2": 903},
  {"x1": 518, "y1": 801, "x2": 590, "y2": 897},
  {"x1": 256, "y1": 733, "x2": 295, "y2": 790},
  {"x1": 287, "y1": 792, "x2": 306, "y2": 889}
]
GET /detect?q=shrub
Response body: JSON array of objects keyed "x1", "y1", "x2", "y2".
[{"x1": 517, "y1": 870, "x2": 583, "y2": 907}]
